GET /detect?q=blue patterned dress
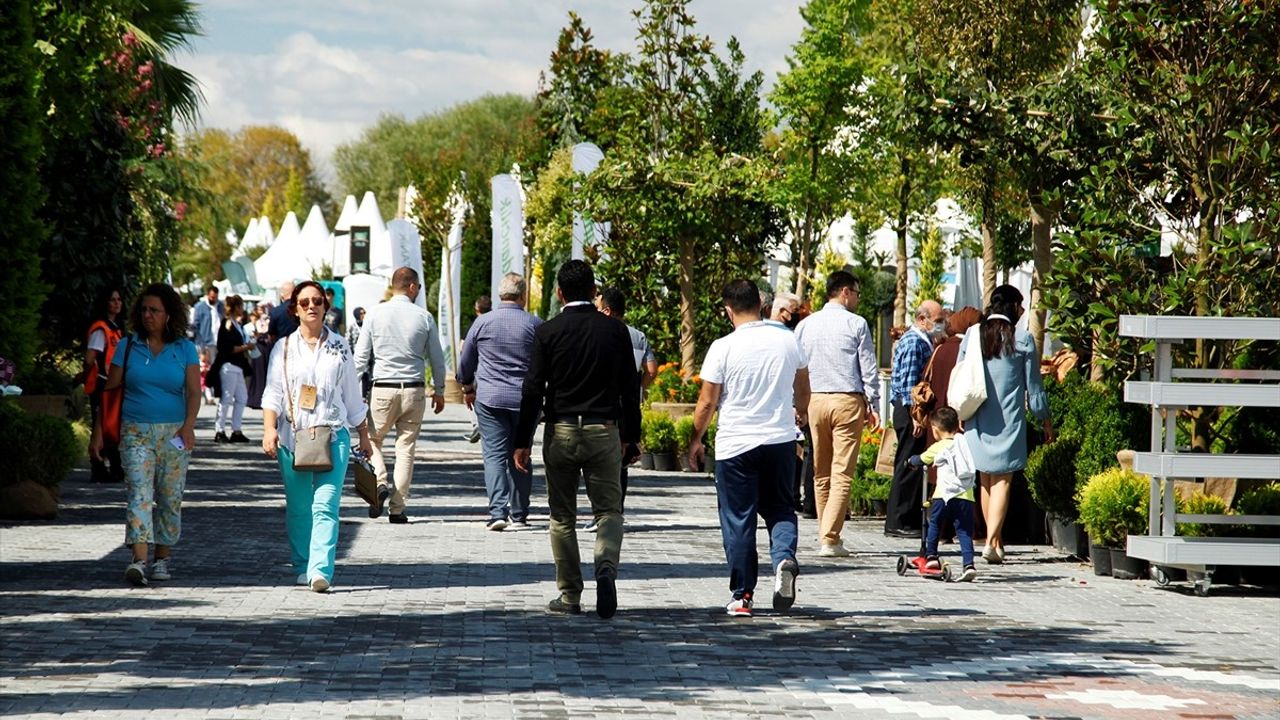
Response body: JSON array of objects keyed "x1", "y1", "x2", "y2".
[{"x1": 957, "y1": 326, "x2": 1050, "y2": 474}]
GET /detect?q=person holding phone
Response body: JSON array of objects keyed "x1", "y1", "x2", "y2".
[
  {"x1": 90, "y1": 283, "x2": 201, "y2": 587},
  {"x1": 261, "y1": 281, "x2": 372, "y2": 592}
]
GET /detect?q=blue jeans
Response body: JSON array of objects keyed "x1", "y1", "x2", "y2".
[
  {"x1": 715, "y1": 441, "x2": 799, "y2": 600},
  {"x1": 926, "y1": 496, "x2": 976, "y2": 568},
  {"x1": 278, "y1": 428, "x2": 350, "y2": 583},
  {"x1": 474, "y1": 402, "x2": 531, "y2": 522}
]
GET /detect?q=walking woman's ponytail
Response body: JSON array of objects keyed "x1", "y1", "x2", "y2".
[{"x1": 980, "y1": 285, "x2": 1023, "y2": 360}]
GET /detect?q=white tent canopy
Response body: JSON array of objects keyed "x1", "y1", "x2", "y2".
[
  {"x1": 253, "y1": 210, "x2": 310, "y2": 289},
  {"x1": 298, "y1": 204, "x2": 332, "y2": 273},
  {"x1": 334, "y1": 194, "x2": 359, "y2": 233}
]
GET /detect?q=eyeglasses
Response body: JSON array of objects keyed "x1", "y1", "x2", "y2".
[{"x1": 295, "y1": 298, "x2": 324, "y2": 309}]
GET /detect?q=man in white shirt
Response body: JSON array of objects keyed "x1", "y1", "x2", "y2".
[
  {"x1": 354, "y1": 267, "x2": 447, "y2": 523},
  {"x1": 688, "y1": 280, "x2": 810, "y2": 618},
  {"x1": 794, "y1": 270, "x2": 882, "y2": 557}
]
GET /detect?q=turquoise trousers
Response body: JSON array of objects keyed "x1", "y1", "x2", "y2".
[{"x1": 277, "y1": 428, "x2": 350, "y2": 583}]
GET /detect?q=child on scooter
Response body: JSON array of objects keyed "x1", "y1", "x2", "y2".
[{"x1": 908, "y1": 407, "x2": 977, "y2": 582}]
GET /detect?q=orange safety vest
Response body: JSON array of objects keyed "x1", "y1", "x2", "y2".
[{"x1": 84, "y1": 319, "x2": 124, "y2": 395}]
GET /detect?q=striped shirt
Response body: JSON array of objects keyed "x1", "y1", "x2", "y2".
[{"x1": 793, "y1": 301, "x2": 881, "y2": 406}]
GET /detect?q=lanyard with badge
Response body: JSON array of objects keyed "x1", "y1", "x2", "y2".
[{"x1": 294, "y1": 330, "x2": 327, "y2": 414}]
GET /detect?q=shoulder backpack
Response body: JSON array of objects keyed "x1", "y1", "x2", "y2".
[{"x1": 947, "y1": 326, "x2": 988, "y2": 421}]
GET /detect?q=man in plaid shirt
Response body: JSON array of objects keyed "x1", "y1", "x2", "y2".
[{"x1": 885, "y1": 300, "x2": 946, "y2": 536}]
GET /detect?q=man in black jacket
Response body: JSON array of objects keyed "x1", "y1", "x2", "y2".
[{"x1": 514, "y1": 260, "x2": 641, "y2": 619}]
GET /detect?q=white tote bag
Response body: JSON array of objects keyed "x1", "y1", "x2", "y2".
[{"x1": 947, "y1": 326, "x2": 987, "y2": 421}]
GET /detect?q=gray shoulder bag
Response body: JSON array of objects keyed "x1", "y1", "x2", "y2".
[{"x1": 284, "y1": 333, "x2": 334, "y2": 472}]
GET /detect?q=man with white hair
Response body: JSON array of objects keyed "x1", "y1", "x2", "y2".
[
  {"x1": 885, "y1": 298, "x2": 947, "y2": 537},
  {"x1": 267, "y1": 281, "x2": 298, "y2": 344},
  {"x1": 770, "y1": 292, "x2": 802, "y2": 329},
  {"x1": 457, "y1": 273, "x2": 543, "y2": 530}
]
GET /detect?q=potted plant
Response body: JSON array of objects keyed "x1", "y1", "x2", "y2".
[
  {"x1": 638, "y1": 410, "x2": 663, "y2": 469},
  {"x1": 674, "y1": 415, "x2": 698, "y2": 471},
  {"x1": 868, "y1": 477, "x2": 891, "y2": 516},
  {"x1": 1077, "y1": 467, "x2": 1149, "y2": 579},
  {"x1": 703, "y1": 418, "x2": 717, "y2": 471},
  {"x1": 0, "y1": 400, "x2": 81, "y2": 520},
  {"x1": 1026, "y1": 436, "x2": 1086, "y2": 558},
  {"x1": 648, "y1": 363, "x2": 702, "y2": 419},
  {"x1": 643, "y1": 413, "x2": 679, "y2": 471},
  {"x1": 1235, "y1": 483, "x2": 1280, "y2": 586},
  {"x1": 847, "y1": 475, "x2": 872, "y2": 516}
]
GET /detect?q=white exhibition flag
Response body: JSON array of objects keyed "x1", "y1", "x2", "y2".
[
  {"x1": 437, "y1": 214, "x2": 464, "y2": 373},
  {"x1": 571, "y1": 142, "x2": 608, "y2": 260},
  {"x1": 386, "y1": 219, "x2": 426, "y2": 310},
  {"x1": 490, "y1": 174, "x2": 524, "y2": 304}
]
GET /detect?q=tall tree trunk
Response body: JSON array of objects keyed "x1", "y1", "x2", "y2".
[
  {"x1": 1028, "y1": 192, "x2": 1054, "y2": 355},
  {"x1": 1189, "y1": 198, "x2": 1217, "y2": 452},
  {"x1": 893, "y1": 154, "x2": 912, "y2": 328},
  {"x1": 980, "y1": 164, "x2": 998, "y2": 308},
  {"x1": 678, "y1": 233, "x2": 697, "y2": 376},
  {"x1": 796, "y1": 213, "x2": 811, "y2": 300}
]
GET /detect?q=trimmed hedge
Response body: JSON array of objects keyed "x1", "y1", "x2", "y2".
[{"x1": 0, "y1": 400, "x2": 79, "y2": 488}]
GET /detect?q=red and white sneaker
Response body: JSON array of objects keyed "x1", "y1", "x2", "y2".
[{"x1": 725, "y1": 592, "x2": 753, "y2": 617}]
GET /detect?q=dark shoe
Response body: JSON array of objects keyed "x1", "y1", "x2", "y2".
[
  {"x1": 884, "y1": 528, "x2": 919, "y2": 538},
  {"x1": 773, "y1": 558, "x2": 799, "y2": 611},
  {"x1": 369, "y1": 483, "x2": 390, "y2": 519},
  {"x1": 548, "y1": 597, "x2": 582, "y2": 615},
  {"x1": 214, "y1": 431, "x2": 230, "y2": 444},
  {"x1": 389, "y1": 513, "x2": 409, "y2": 524},
  {"x1": 596, "y1": 574, "x2": 617, "y2": 619},
  {"x1": 228, "y1": 431, "x2": 250, "y2": 443},
  {"x1": 465, "y1": 427, "x2": 481, "y2": 443}
]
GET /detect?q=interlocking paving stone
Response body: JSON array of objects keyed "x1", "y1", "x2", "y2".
[{"x1": 2, "y1": 404, "x2": 1278, "y2": 719}]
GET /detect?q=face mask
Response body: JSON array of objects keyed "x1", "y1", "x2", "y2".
[
  {"x1": 931, "y1": 320, "x2": 947, "y2": 337},
  {"x1": 784, "y1": 314, "x2": 802, "y2": 330}
]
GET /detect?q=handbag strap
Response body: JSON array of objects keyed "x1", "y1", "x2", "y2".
[{"x1": 283, "y1": 329, "x2": 327, "y2": 431}]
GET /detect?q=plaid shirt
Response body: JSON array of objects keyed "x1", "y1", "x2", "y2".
[{"x1": 891, "y1": 327, "x2": 934, "y2": 405}]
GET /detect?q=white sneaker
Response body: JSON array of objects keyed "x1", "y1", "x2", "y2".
[
  {"x1": 725, "y1": 594, "x2": 753, "y2": 617},
  {"x1": 125, "y1": 560, "x2": 148, "y2": 587},
  {"x1": 958, "y1": 566, "x2": 977, "y2": 582},
  {"x1": 150, "y1": 558, "x2": 172, "y2": 581},
  {"x1": 818, "y1": 542, "x2": 850, "y2": 558},
  {"x1": 773, "y1": 558, "x2": 799, "y2": 611},
  {"x1": 982, "y1": 546, "x2": 1003, "y2": 564},
  {"x1": 309, "y1": 576, "x2": 330, "y2": 593},
  {"x1": 486, "y1": 518, "x2": 508, "y2": 531}
]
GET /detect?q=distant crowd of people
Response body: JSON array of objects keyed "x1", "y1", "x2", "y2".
[{"x1": 84, "y1": 259, "x2": 1052, "y2": 619}]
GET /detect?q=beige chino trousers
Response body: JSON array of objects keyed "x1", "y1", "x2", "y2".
[
  {"x1": 808, "y1": 392, "x2": 868, "y2": 546},
  {"x1": 368, "y1": 386, "x2": 426, "y2": 514}
]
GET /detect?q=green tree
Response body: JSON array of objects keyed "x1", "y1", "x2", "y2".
[
  {"x1": 535, "y1": 12, "x2": 621, "y2": 159},
  {"x1": 768, "y1": 0, "x2": 867, "y2": 299},
  {"x1": 583, "y1": 1, "x2": 780, "y2": 372},
  {"x1": 910, "y1": 224, "x2": 946, "y2": 307},
  {"x1": 524, "y1": 147, "x2": 575, "y2": 316},
  {"x1": 283, "y1": 166, "x2": 304, "y2": 217},
  {"x1": 0, "y1": 0, "x2": 49, "y2": 376},
  {"x1": 1042, "y1": 0, "x2": 1280, "y2": 451}
]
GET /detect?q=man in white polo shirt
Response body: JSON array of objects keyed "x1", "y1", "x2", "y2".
[{"x1": 688, "y1": 279, "x2": 810, "y2": 618}]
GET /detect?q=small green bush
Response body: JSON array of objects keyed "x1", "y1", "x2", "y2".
[
  {"x1": 674, "y1": 415, "x2": 697, "y2": 453},
  {"x1": 848, "y1": 475, "x2": 872, "y2": 515},
  {"x1": 1026, "y1": 435, "x2": 1083, "y2": 520},
  {"x1": 1077, "y1": 467, "x2": 1149, "y2": 548},
  {"x1": 642, "y1": 413, "x2": 678, "y2": 454},
  {"x1": 1235, "y1": 482, "x2": 1280, "y2": 538},
  {"x1": 704, "y1": 419, "x2": 717, "y2": 455},
  {"x1": 0, "y1": 400, "x2": 79, "y2": 488},
  {"x1": 867, "y1": 477, "x2": 891, "y2": 501},
  {"x1": 1176, "y1": 491, "x2": 1229, "y2": 537}
]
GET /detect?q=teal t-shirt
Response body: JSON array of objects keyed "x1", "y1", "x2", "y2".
[{"x1": 112, "y1": 335, "x2": 199, "y2": 424}]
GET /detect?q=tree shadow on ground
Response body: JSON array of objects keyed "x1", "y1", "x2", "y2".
[{"x1": 0, "y1": 603, "x2": 1180, "y2": 714}]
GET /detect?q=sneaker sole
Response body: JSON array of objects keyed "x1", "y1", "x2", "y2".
[
  {"x1": 773, "y1": 561, "x2": 798, "y2": 611},
  {"x1": 310, "y1": 577, "x2": 330, "y2": 593},
  {"x1": 125, "y1": 567, "x2": 148, "y2": 587},
  {"x1": 487, "y1": 519, "x2": 508, "y2": 531},
  {"x1": 150, "y1": 571, "x2": 171, "y2": 581},
  {"x1": 596, "y1": 575, "x2": 617, "y2": 619}
]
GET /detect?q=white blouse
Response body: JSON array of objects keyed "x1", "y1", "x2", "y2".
[{"x1": 261, "y1": 330, "x2": 368, "y2": 453}]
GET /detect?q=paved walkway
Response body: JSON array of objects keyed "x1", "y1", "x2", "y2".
[{"x1": 2, "y1": 404, "x2": 1278, "y2": 719}]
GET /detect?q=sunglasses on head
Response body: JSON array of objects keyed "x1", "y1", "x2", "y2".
[{"x1": 295, "y1": 298, "x2": 324, "y2": 309}]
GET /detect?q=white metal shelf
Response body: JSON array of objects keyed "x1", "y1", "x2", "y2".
[
  {"x1": 1124, "y1": 381, "x2": 1280, "y2": 408},
  {"x1": 1132, "y1": 452, "x2": 1280, "y2": 480},
  {"x1": 1127, "y1": 536, "x2": 1280, "y2": 567},
  {"x1": 1119, "y1": 315, "x2": 1280, "y2": 341}
]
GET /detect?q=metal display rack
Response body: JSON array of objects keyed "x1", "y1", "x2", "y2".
[{"x1": 1120, "y1": 315, "x2": 1280, "y2": 596}]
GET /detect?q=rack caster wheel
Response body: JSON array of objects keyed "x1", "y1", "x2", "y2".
[
  {"x1": 1151, "y1": 566, "x2": 1170, "y2": 587},
  {"x1": 1194, "y1": 580, "x2": 1212, "y2": 597},
  {"x1": 896, "y1": 555, "x2": 908, "y2": 576}
]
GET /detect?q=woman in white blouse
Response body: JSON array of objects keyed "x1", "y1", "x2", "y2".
[{"x1": 261, "y1": 281, "x2": 373, "y2": 592}]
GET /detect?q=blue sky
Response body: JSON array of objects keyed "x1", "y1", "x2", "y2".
[{"x1": 184, "y1": 1, "x2": 805, "y2": 180}]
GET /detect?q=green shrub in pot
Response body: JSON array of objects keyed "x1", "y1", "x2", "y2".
[
  {"x1": 1175, "y1": 491, "x2": 1229, "y2": 537},
  {"x1": 1026, "y1": 435, "x2": 1083, "y2": 520},
  {"x1": 1235, "y1": 482, "x2": 1280, "y2": 538},
  {"x1": 642, "y1": 413, "x2": 678, "y2": 454},
  {"x1": 1077, "y1": 467, "x2": 1149, "y2": 548}
]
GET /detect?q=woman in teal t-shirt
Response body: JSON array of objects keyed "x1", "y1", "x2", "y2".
[{"x1": 91, "y1": 283, "x2": 201, "y2": 587}]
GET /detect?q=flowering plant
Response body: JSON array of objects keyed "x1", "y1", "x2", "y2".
[{"x1": 647, "y1": 362, "x2": 702, "y2": 404}]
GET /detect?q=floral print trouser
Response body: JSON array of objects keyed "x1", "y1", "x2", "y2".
[{"x1": 121, "y1": 421, "x2": 190, "y2": 546}]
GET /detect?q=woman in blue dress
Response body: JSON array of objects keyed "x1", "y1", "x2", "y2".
[{"x1": 957, "y1": 285, "x2": 1054, "y2": 563}]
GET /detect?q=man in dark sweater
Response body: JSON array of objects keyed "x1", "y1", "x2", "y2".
[{"x1": 514, "y1": 260, "x2": 641, "y2": 619}]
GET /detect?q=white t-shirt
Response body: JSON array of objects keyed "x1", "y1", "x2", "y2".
[{"x1": 700, "y1": 321, "x2": 807, "y2": 461}]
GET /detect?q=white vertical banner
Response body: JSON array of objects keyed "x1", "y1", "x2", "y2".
[
  {"x1": 437, "y1": 216, "x2": 463, "y2": 373},
  {"x1": 490, "y1": 174, "x2": 524, "y2": 304},
  {"x1": 571, "y1": 142, "x2": 608, "y2": 260},
  {"x1": 386, "y1": 219, "x2": 426, "y2": 310}
]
